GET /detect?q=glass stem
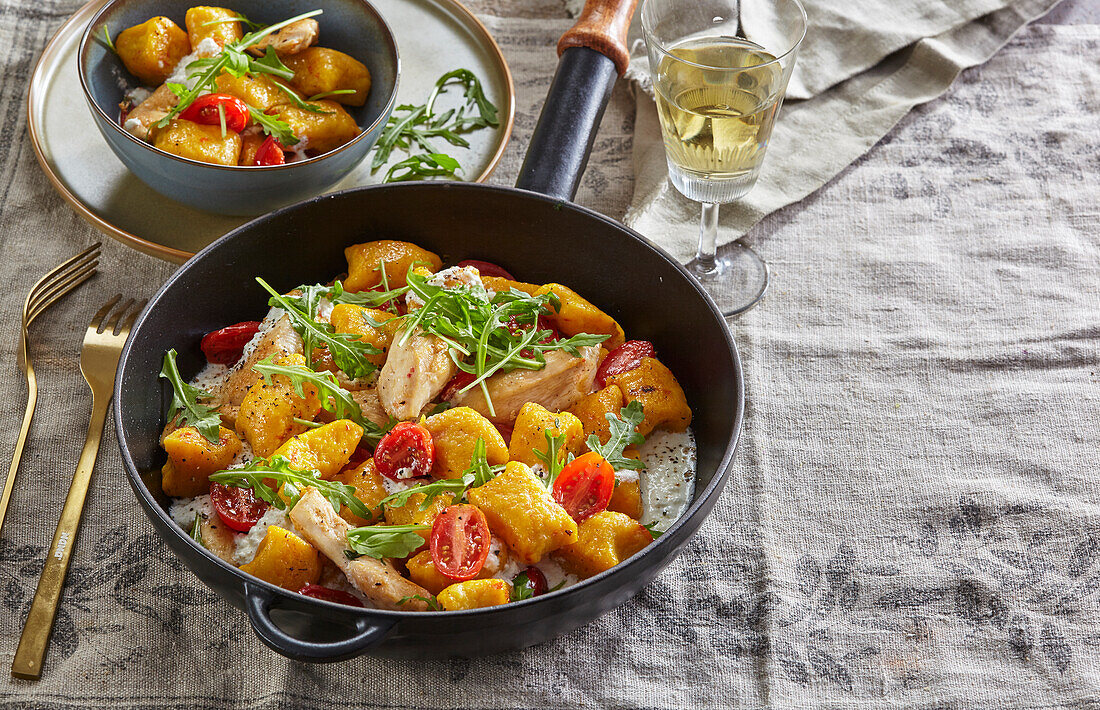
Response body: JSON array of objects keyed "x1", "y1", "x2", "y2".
[{"x1": 697, "y1": 202, "x2": 719, "y2": 272}]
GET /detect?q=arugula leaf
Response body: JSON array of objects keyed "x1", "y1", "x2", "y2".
[
  {"x1": 279, "y1": 283, "x2": 328, "y2": 364},
  {"x1": 217, "y1": 102, "x2": 227, "y2": 138},
  {"x1": 384, "y1": 153, "x2": 461, "y2": 183},
  {"x1": 256, "y1": 277, "x2": 380, "y2": 380},
  {"x1": 643, "y1": 522, "x2": 664, "y2": 539},
  {"x1": 100, "y1": 26, "x2": 117, "y2": 54},
  {"x1": 460, "y1": 438, "x2": 502, "y2": 490},
  {"x1": 371, "y1": 68, "x2": 499, "y2": 181},
  {"x1": 586, "y1": 401, "x2": 646, "y2": 472},
  {"x1": 251, "y1": 356, "x2": 390, "y2": 445},
  {"x1": 265, "y1": 67, "x2": 335, "y2": 116},
  {"x1": 425, "y1": 69, "x2": 499, "y2": 127},
  {"x1": 325, "y1": 279, "x2": 408, "y2": 307},
  {"x1": 200, "y1": 12, "x2": 265, "y2": 31},
  {"x1": 248, "y1": 108, "x2": 298, "y2": 147},
  {"x1": 397, "y1": 594, "x2": 442, "y2": 611},
  {"x1": 511, "y1": 571, "x2": 534, "y2": 601},
  {"x1": 308, "y1": 89, "x2": 357, "y2": 101},
  {"x1": 190, "y1": 515, "x2": 205, "y2": 547},
  {"x1": 534, "y1": 426, "x2": 570, "y2": 489},
  {"x1": 346, "y1": 524, "x2": 429, "y2": 559},
  {"x1": 376, "y1": 438, "x2": 502, "y2": 512},
  {"x1": 159, "y1": 349, "x2": 222, "y2": 443},
  {"x1": 248, "y1": 46, "x2": 295, "y2": 81},
  {"x1": 387, "y1": 266, "x2": 609, "y2": 417},
  {"x1": 209, "y1": 455, "x2": 374, "y2": 520}
]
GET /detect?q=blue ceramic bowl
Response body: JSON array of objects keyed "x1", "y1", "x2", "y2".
[{"x1": 78, "y1": 0, "x2": 399, "y2": 216}]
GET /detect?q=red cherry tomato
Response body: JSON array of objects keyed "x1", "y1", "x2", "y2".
[
  {"x1": 440, "y1": 371, "x2": 476, "y2": 402},
  {"x1": 179, "y1": 93, "x2": 251, "y2": 133},
  {"x1": 200, "y1": 321, "x2": 261, "y2": 365},
  {"x1": 552, "y1": 452, "x2": 615, "y2": 523},
  {"x1": 430, "y1": 504, "x2": 491, "y2": 581},
  {"x1": 513, "y1": 565, "x2": 548, "y2": 598},
  {"x1": 210, "y1": 482, "x2": 269, "y2": 532},
  {"x1": 254, "y1": 135, "x2": 286, "y2": 166},
  {"x1": 373, "y1": 422, "x2": 435, "y2": 480},
  {"x1": 595, "y1": 340, "x2": 656, "y2": 388},
  {"x1": 298, "y1": 584, "x2": 365, "y2": 607},
  {"x1": 457, "y1": 259, "x2": 515, "y2": 280}
]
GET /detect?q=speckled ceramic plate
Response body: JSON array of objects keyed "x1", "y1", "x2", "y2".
[{"x1": 27, "y1": 0, "x2": 515, "y2": 263}]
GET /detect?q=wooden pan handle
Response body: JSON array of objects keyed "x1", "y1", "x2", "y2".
[{"x1": 557, "y1": 0, "x2": 640, "y2": 76}]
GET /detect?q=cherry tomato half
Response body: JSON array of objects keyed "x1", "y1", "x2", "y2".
[
  {"x1": 552, "y1": 452, "x2": 615, "y2": 523},
  {"x1": 430, "y1": 504, "x2": 491, "y2": 581},
  {"x1": 457, "y1": 259, "x2": 516, "y2": 281},
  {"x1": 254, "y1": 135, "x2": 286, "y2": 166},
  {"x1": 595, "y1": 340, "x2": 656, "y2": 388},
  {"x1": 373, "y1": 422, "x2": 435, "y2": 480},
  {"x1": 179, "y1": 93, "x2": 251, "y2": 133},
  {"x1": 440, "y1": 371, "x2": 476, "y2": 402},
  {"x1": 513, "y1": 565, "x2": 548, "y2": 598},
  {"x1": 298, "y1": 584, "x2": 365, "y2": 607},
  {"x1": 210, "y1": 482, "x2": 269, "y2": 532},
  {"x1": 200, "y1": 321, "x2": 262, "y2": 365}
]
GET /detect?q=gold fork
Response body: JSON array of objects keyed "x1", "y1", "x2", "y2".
[
  {"x1": 12, "y1": 294, "x2": 145, "y2": 680},
  {"x1": 0, "y1": 244, "x2": 101, "y2": 538}
]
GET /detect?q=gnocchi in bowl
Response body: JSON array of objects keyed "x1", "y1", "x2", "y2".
[
  {"x1": 78, "y1": 0, "x2": 398, "y2": 214},
  {"x1": 159, "y1": 240, "x2": 698, "y2": 612}
]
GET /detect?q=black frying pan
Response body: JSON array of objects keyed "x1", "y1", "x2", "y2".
[{"x1": 113, "y1": 0, "x2": 744, "y2": 661}]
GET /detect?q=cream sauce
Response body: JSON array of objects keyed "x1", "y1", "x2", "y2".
[{"x1": 638, "y1": 428, "x2": 697, "y2": 533}]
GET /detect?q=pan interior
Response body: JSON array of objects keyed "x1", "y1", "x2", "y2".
[{"x1": 117, "y1": 183, "x2": 741, "y2": 516}]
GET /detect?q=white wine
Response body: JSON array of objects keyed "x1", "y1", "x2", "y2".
[{"x1": 653, "y1": 37, "x2": 783, "y2": 202}]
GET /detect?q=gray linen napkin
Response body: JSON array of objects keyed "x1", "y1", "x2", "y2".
[{"x1": 620, "y1": 0, "x2": 1064, "y2": 262}]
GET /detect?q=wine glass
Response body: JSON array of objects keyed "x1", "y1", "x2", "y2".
[{"x1": 641, "y1": 0, "x2": 806, "y2": 316}]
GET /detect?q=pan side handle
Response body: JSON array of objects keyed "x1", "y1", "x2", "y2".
[{"x1": 515, "y1": 0, "x2": 640, "y2": 202}]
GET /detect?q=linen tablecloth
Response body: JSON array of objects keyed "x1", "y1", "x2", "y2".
[{"x1": 1, "y1": 0, "x2": 1099, "y2": 707}]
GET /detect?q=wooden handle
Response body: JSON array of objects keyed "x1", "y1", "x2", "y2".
[{"x1": 557, "y1": 0, "x2": 640, "y2": 76}]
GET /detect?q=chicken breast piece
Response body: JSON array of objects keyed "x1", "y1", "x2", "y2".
[
  {"x1": 290, "y1": 488, "x2": 431, "y2": 611},
  {"x1": 351, "y1": 386, "x2": 392, "y2": 428},
  {"x1": 377, "y1": 329, "x2": 456, "y2": 420},
  {"x1": 214, "y1": 313, "x2": 303, "y2": 408},
  {"x1": 122, "y1": 83, "x2": 178, "y2": 141},
  {"x1": 452, "y1": 346, "x2": 600, "y2": 424},
  {"x1": 246, "y1": 18, "x2": 319, "y2": 57}
]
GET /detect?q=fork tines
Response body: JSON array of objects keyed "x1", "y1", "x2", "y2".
[
  {"x1": 91, "y1": 294, "x2": 145, "y2": 336},
  {"x1": 25, "y1": 243, "x2": 102, "y2": 326}
]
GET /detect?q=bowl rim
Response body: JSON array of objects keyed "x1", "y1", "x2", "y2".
[
  {"x1": 76, "y1": 0, "x2": 400, "y2": 172},
  {"x1": 114, "y1": 180, "x2": 745, "y2": 619}
]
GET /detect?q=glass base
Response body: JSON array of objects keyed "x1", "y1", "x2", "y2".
[
  {"x1": 669, "y1": 160, "x2": 760, "y2": 204},
  {"x1": 689, "y1": 243, "x2": 769, "y2": 317}
]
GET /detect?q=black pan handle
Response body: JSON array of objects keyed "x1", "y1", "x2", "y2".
[
  {"x1": 515, "y1": 0, "x2": 639, "y2": 202},
  {"x1": 243, "y1": 583, "x2": 395, "y2": 662}
]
